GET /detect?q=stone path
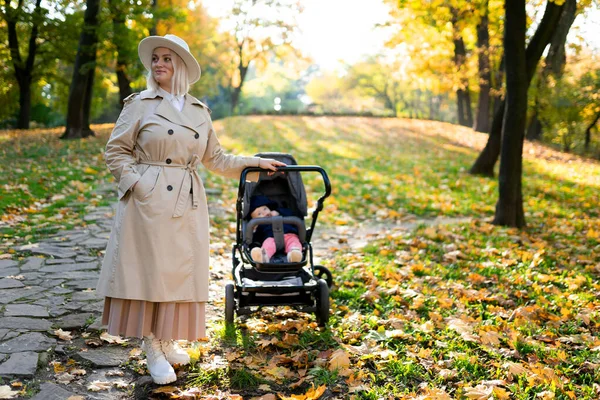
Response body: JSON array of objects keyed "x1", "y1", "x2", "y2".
[{"x1": 0, "y1": 182, "x2": 470, "y2": 399}]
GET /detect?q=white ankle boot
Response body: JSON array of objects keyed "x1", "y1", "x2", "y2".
[
  {"x1": 161, "y1": 340, "x2": 190, "y2": 365},
  {"x1": 141, "y1": 335, "x2": 176, "y2": 384}
]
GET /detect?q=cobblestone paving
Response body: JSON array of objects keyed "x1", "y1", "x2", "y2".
[{"x1": 0, "y1": 183, "x2": 233, "y2": 399}]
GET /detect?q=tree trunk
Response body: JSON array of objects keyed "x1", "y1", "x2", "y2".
[
  {"x1": 474, "y1": 0, "x2": 491, "y2": 133},
  {"x1": 469, "y1": 0, "x2": 565, "y2": 176},
  {"x1": 230, "y1": 43, "x2": 249, "y2": 114},
  {"x1": 585, "y1": 111, "x2": 600, "y2": 150},
  {"x1": 493, "y1": 0, "x2": 527, "y2": 228},
  {"x1": 17, "y1": 75, "x2": 32, "y2": 129},
  {"x1": 525, "y1": 111, "x2": 543, "y2": 140},
  {"x1": 109, "y1": 0, "x2": 133, "y2": 108},
  {"x1": 453, "y1": 35, "x2": 472, "y2": 127},
  {"x1": 150, "y1": 0, "x2": 158, "y2": 36},
  {"x1": 492, "y1": 53, "x2": 505, "y2": 115},
  {"x1": 526, "y1": 0, "x2": 577, "y2": 141},
  {"x1": 5, "y1": 0, "x2": 43, "y2": 129},
  {"x1": 62, "y1": 0, "x2": 101, "y2": 139}
]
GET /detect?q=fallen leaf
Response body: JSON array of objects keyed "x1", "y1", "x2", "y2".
[
  {"x1": 251, "y1": 395, "x2": 276, "y2": 400},
  {"x1": 113, "y1": 379, "x2": 129, "y2": 389},
  {"x1": 464, "y1": 384, "x2": 493, "y2": 399},
  {"x1": 70, "y1": 369, "x2": 87, "y2": 376},
  {"x1": 152, "y1": 386, "x2": 180, "y2": 394},
  {"x1": 0, "y1": 385, "x2": 19, "y2": 399},
  {"x1": 87, "y1": 381, "x2": 112, "y2": 392},
  {"x1": 54, "y1": 329, "x2": 73, "y2": 341},
  {"x1": 328, "y1": 349, "x2": 350, "y2": 371},
  {"x1": 129, "y1": 348, "x2": 142, "y2": 358},
  {"x1": 51, "y1": 361, "x2": 66, "y2": 374},
  {"x1": 56, "y1": 373, "x2": 76, "y2": 384},
  {"x1": 106, "y1": 370, "x2": 125, "y2": 376},
  {"x1": 85, "y1": 338, "x2": 103, "y2": 348},
  {"x1": 100, "y1": 332, "x2": 128, "y2": 344}
]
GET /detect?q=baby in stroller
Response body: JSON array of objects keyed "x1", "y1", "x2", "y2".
[{"x1": 248, "y1": 195, "x2": 303, "y2": 264}]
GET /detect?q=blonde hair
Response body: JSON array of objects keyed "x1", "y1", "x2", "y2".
[{"x1": 146, "y1": 48, "x2": 190, "y2": 96}]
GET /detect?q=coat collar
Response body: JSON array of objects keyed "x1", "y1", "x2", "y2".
[{"x1": 140, "y1": 89, "x2": 208, "y2": 132}]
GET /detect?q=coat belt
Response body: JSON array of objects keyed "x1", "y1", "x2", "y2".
[{"x1": 138, "y1": 154, "x2": 201, "y2": 218}]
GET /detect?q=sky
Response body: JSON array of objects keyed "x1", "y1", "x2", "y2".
[
  {"x1": 202, "y1": 0, "x2": 600, "y2": 70},
  {"x1": 201, "y1": 0, "x2": 394, "y2": 71}
]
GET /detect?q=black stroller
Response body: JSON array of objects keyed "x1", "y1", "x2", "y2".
[{"x1": 225, "y1": 153, "x2": 333, "y2": 326}]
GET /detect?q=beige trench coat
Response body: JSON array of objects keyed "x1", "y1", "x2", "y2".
[{"x1": 96, "y1": 89, "x2": 259, "y2": 302}]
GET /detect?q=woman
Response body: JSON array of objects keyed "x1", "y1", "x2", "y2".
[{"x1": 96, "y1": 34, "x2": 284, "y2": 385}]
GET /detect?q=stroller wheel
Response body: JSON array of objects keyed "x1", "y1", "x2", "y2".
[
  {"x1": 225, "y1": 283, "x2": 235, "y2": 324},
  {"x1": 314, "y1": 265, "x2": 333, "y2": 288},
  {"x1": 315, "y1": 279, "x2": 329, "y2": 326}
]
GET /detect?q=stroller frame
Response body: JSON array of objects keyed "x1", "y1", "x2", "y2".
[{"x1": 225, "y1": 154, "x2": 332, "y2": 326}]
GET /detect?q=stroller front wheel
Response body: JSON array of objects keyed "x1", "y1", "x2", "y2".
[
  {"x1": 225, "y1": 283, "x2": 235, "y2": 324},
  {"x1": 314, "y1": 265, "x2": 333, "y2": 288}
]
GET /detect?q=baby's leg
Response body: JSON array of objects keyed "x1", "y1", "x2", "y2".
[
  {"x1": 284, "y1": 234, "x2": 302, "y2": 262},
  {"x1": 262, "y1": 238, "x2": 277, "y2": 260}
]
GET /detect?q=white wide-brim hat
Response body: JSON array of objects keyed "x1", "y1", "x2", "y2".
[{"x1": 138, "y1": 34, "x2": 201, "y2": 84}]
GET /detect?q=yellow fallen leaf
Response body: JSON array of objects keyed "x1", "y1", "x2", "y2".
[
  {"x1": 129, "y1": 348, "x2": 142, "y2": 358},
  {"x1": 504, "y1": 362, "x2": 528, "y2": 377},
  {"x1": 305, "y1": 385, "x2": 327, "y2": 400},
  {"x1": 480, "y1": 330, "x2": 501, "y2": 347},
  {"x1": 493, "y1": 387, "x2": 511, "y2": 400},
  {"x1": 265, "y1": 366, "x2": 288, "y2": 381},
  {"x1": 278, "y1": 384, "x2": 327, "y2": 400},
  {"x1": 151, "y1": 386, "x2": 179, "y2": 394},
  {"x1": 83, "y1": 167, "x2": 98, "y2": 174},
  {"x1": 328, "y1": 349, "x2": 350, "y2": 371},
  {"x1": 51, "y1": 361, "x2": 66, "y2": 374}
]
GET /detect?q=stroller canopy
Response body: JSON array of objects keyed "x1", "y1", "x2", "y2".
[{"x1": 243, "y1": 153, "x2": 308, "y2": 219}]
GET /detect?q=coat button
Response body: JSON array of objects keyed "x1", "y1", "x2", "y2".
[
  {"x1": 194, "y1": 133, "x2": 199, "y2": 139},
  {"x1": 167, "y1": 185, "x2": 173, "y2": 191},
  {"x1": 168, "y1": 129, "x2": 174, "y2": 135},
  {"x1": 166, "y1": 158, "x2": 172, "y2": 164}
]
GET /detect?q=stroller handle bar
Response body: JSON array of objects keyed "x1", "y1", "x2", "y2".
[
  {"x1": 237, "y1": 165, "x2": 331, "y2": 204},
  {"x1": 236, "y1": 165, "x2": 332, "y2": 244}
]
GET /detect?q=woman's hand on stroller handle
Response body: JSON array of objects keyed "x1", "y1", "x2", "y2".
[{"x1": 259, "y1": 158, "x2": 286, "y2": 174}]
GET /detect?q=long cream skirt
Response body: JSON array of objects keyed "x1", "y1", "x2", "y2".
[{"x1": 102, "y1": 297, "x2": 206, "y2": 341}]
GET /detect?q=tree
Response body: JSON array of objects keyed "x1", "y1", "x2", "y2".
[
  {"x1": 493, "y1": 0, "x2": 527, "y2": 228},
  {"x1": 450, "y1": 6, "x2": 473, "y2": 127},
  {"x1": 345, "y1": 56, "x2": 406, "y2": 116},
  {"x1": 526, "y1": 0, "x2": 577, "y2": 141},
  {"x1": 469, "y1": 0, "x2": 565, "y2": 176},
  {"x1": 108, "y1": 0, "x2": 134, "y2": 107},
  {"x1": 3, "y1": 0, "x2": 43, "y2": 129},
  {"x1": 61, "y1": 0, "x2": 101, "y2": 139},
  {"x1": 386, "y1": 0, "x2": 501, "y2": 127},
  {"x1": 224, "y1": 0, "x2": 302, "y2": 114},
  {"x1": 473, "y1": 0, "x2": 491, "y2": 132}
]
